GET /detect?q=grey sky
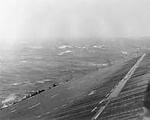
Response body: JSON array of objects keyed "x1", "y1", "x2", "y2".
[{"x1": 0, "y1": 0, "x2": 150, "y2": 45}]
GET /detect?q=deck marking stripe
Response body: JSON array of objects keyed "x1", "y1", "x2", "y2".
[
  {"x1": 91, "y1": 53, "x2": 146, "y2": 120},
  {"x1": 28, "y1": 103, "x2": 40, "y2": 109}
]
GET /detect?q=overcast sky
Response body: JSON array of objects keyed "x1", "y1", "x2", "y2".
[{"x1": 0, "y1": 0, "x2": 150, "y2": 46}]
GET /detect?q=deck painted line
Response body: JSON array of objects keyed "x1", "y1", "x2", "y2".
[
  {"x1": 38, "y1": 111, "x2": 52, "y2": 118},
  {"x1": 105, "y1": 93, "x2": 109, "y2": 97},
  {"x1": 92, "y1": 101, "x2": 110, "y2": 120},
  {"x1": 99, "y1": 99, "x2": 105, "y2": 104},
  {"x1": 49, "y1": 102, "x2": 99, "y2": 118},
  {"x1": 107, "y1": 53, "x2": 146, "y2": 100},
  {"x1": 10, "y1": 109, "x2": 16, "y2": 113},
  {"x1": 110, "y1": 88, "x2": 114, "y2": 93},
  {"x1": 62, "y1": 104, "x2": 67, "y2": 107},
  {"x1": 45, "y1": 111, "x2": 51, "y2": 115},
  {"x1": 91, "y1": 107, "x2": 98, "y2": 112},
  {"x1": 91, "y1": 53, "x2": 146, "y2": 120},
  {"x1": 51, "y1": 94, "x2": 59, "y2": 98},
  {"x1": 28, "y1": 103, "x2": 40, "y2": 109},
  {"x1": 53, "y1": 109, "x2": 93, "y2": 119}
]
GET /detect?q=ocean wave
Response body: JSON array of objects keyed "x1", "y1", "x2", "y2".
[
  {"x1": 12, "y1": 81, "x2": 32, "y2": 86},
  {"x1": 58, "y1": 50, "x2": 73, "y2": 55},
  {"x1": 36, "y1": 79, "x2": 51, "y2": 84}
]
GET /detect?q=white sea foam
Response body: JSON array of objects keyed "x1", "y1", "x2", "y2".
[
  {"x1": 93, "y1": 45, "x2": 102, "y2": 48},
  {"x1": 1, "y1": 94, "x2": 17, "y2": 107},
  {"x1": 43, "y1": 79, "x2": 51, "y2": 82},
  {"x1": 121, "y1": 51, "x2": 128, "y2": 54},
  {"x1": 20, "y1": 60, "x2": 28, "y2": 63},
  {"x1": 13, "y1": 82, "x2": 22, "y2": 86},
  {"x1": 29, "y1": 46, "x2": 43, "y2": 49},
  {"x1": 58, "y1": 45, "x2": 72, "y2": 49},
  {"x1": 36, "y1": 81, "x2": 45, "y2": 84},
  {"x1": 12, "y1": 81, "x2": 32, "y2": 86},
  {"x1": 58, "y1": 50, "x2": 73, "y2": 55}
]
